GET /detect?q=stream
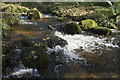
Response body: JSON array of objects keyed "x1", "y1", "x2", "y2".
[{"x1": 3, "y1": 14, "x2": 120, "y2": 78}]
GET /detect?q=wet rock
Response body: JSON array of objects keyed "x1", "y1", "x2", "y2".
[
  {"x1": 89, "y1": 27, "x2": 112, "y2": 35},
  {"x1": 21, "y1": 43, "x2": 49, "y2": 70},
  {"x1": 79, "y1": 19, "x2": 99, "y2": 31},
  {"x1": 2, "y1": 46, "x2": 16, "y2": 70},
  {"x1": 46, "y1": 36, "x2": 68, "y2": 48},
  {"x1": 63, "y1": 22, "x2": 82, "y2": 35},
  {"x1": 27, "y1": 8, "x2": 42, "y2": 20},
  {"x1": 21, "y1": 36, "x2": 36, "y2": 47},
  {"x1": 49, "y1": 51, "x2": 67, "y2": 65}
]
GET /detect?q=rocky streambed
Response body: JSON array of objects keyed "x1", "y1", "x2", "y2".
[{"x1": 2, "y1": 15, "x2": 120, "y2": 78}]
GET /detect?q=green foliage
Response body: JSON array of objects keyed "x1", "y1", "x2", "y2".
[
  {"x1": 64, "y1": 22, "x2": 82, "y2": 34},
  {"x1": 107, "y1": 0, "x2": 120, "y2": 15},
  {"x1": 108, "y1": 23, "x2": 117, "y2": 29},
  {"x1": 98, "y1": 19, "x2": 117, "y2": 30},
  {"x1": 80, "y1": 19, "x2": 99, "y2": 31},
  {"x1": 2, "y1": 13, "x2": 21, "y2": 26},
  {"x1": 2, "y1": 4, "x2": 30, "y2": 13},
  {"x1": 2, "y1": 3, "x2": 29, "y2": 26},
  {"x1": 52, "y1": 10, "x2": 63, "y2": 17},
  {"x1": 1, "y1": 22, "x2": 11, "y2": 40}
]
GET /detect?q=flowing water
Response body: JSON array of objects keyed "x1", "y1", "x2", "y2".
[{"x1": 3, "y1": 15, "x2": 120, "y2": 78}]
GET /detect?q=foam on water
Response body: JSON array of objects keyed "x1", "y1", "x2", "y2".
[
  {"x1": 48, "y1": 31, "x2": 119, "y2": 61},
  {"x1": 4, "y1": 64, "x2": 40, "y2": 78}
]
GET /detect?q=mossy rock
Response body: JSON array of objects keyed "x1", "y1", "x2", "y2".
[
  {"x1": 22, "y1": 37, "x2": 34, "y2": 47},
  {"x1": 27, "y1": 8, "x2": 42, "y2": 19},
  {"x1": 64, "y1": 22, "x2": 82, "y2": 34},
  {"x1": 90, "y1": 27, "x2": 112, "y2": 35},
  {"x1": 21, "y1": 44, "x2": 49, "y2": 70},
  {"x1": 2, "y1": 45, "x2": 16, "y2": 70},
  {"x1": 79, "y1": 19, "x2": 99, "y2": 31}
]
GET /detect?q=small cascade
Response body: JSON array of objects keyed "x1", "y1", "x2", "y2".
[{"x1": 47, "y1": 31, "x2": 119, "y2": 64}]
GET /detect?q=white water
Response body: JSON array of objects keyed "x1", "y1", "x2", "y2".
[
  {"x1": 48, "y1": 31, "x2": 119, "y2": 61},
  {"x1": 4, "y1": 63, "x2": 40, "y2": 78}
]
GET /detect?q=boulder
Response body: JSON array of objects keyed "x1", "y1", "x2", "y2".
[
  {"x1": 79, "y1": 19, "x2": 99, "y2": 31},
  {"x1": 46, "y1": 36, "x2": 68, "y2": 48},
  {"x1": 64, "y1": 22, "x2": 82, "y2": 34},
  {"x1": 90, "y1": 27, "x2": 112, "y2": 35},
  {"x1": 27, "y1": 8, "x2": 42, "y2": 19},
  {"x1": 21, "y1": 43, "x2": 49, "y2": 70}
]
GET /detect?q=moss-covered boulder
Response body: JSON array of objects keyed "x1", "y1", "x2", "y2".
[
  {"x1": 90, "y1": 27, "x2": 112, "y2": 35},
  {"x1": 27, "y1": 8, "x2": 42, "y2": 19},
  {"x1": 79, "y1": 19, "x2": 99, "y2": 31},
  {"x1": 21, "y1": 43, "x2": 49, "y2": 70},
  {"x1": 64, "y1": 22, "x2": 82, "y2": 34}
]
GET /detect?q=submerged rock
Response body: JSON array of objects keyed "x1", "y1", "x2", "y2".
[
  {"x1": 21, "y1": 43, "x2": 49, "y2": 71},
  {"x1": 27, "y1": 8, "x2": 42, "y2": 19},
  {"x1": 63, "y1": 22, "x2": 82, "y2": 34},
  {"x1": 89, "y1": 27, "x2": 112, "y2": 35},
  {"x1": 79, "y1": 19, "x2": 99, "y2": 31},
  {"x1": 46, "y1": 36, "x2": 68, "y2": 48}
]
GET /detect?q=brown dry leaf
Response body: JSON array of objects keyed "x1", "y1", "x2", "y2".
[{"x1": 46, "y1": 37, "x2": 50, "y2": 40}]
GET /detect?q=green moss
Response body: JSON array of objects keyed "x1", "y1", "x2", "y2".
[
  {"x1": 90, "y1": 27, "x2": 112, "y2": 35},
  {"x1": 2, "y1": 21, "x2": 11, "y2": 40},
  {"x1": 1, "y1": 3, "x2": 30, "y2": 26},
  {"x1": 2, "y1": 12, "x2": 21, "y2": 26},
  {"x1": 80, "y1": 19, "x2": 99, "y2": 31},
  {"x1": 21, "y1": 44, "x2": 49, "y2": 70},
  {"x1": 64, "y1": 22, "x2": 82, "y2": 34},
  {"x1": 27, "y1": 8, "x2": 42, "y2": 19}
]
